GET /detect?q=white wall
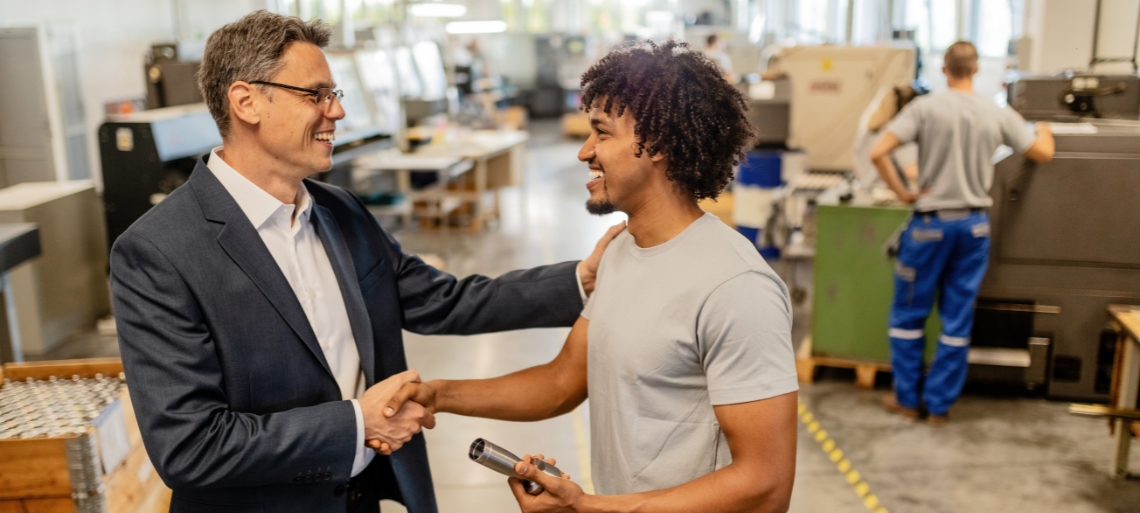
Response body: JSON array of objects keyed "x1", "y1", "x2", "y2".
[
  {"x1": 0, "y1": 0, "x2": 265, "y2": 188},
  {"x1": 1022, "y1": 0, "x2": 1140, "y2": 74}
]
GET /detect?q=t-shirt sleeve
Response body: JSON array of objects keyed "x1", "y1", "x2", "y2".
[
  {"x1": 885, "y1": 101, "x2": 921, "y2": 144},
  {"x1": 999, "y1": 106, "x2": 1037, "y2": 153},
  {"x1": 698, "y1": 271, "x2": 799, "y2": 406}
]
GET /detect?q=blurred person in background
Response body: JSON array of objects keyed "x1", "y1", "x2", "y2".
[{"x1": 871, "y1": 41, "x2": 1054, "y2": 425}]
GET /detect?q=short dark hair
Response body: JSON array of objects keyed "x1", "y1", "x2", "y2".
[
  {"x1": 944, "y1": 41, "x2": 978, "y2": 79},
  {"x1": 706, "y1": 34, "x2": 718, "y2": 47},
  {"x1": 198, "y1": 10, "x2": 331, "y2": 136},
  {"x1": 579, "y1": 40, "x2": 755, "y2": 201}
]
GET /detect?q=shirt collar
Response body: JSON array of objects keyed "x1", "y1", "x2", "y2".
[{"x1": 206, "y1": 147, "x2": 314, "y2": 229}]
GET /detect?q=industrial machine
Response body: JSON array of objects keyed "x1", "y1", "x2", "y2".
[
  {"x1": 741, "y1": 77, "x2": 792, "y2": 146},
  {"x1": 762, "y1": 45, "x2": 915, "y2": 171},
  {"x1": 144, "y1": 43, "x2": 205, "y2": 110},
  {"x1": 981, "y1": 119, "x2": 1140, "y2": 401},
  {"x1": 99, "y1": 104, "x2": 221, "y2": 249},
  {"x1": 1007, "y1": 73, "x2": 1140, "y2": 121},
  {"x1": 974, "y1": 74, "x2": 1140, "y2": 401}
]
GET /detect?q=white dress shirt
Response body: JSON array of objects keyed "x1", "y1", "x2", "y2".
[{"x1": 207, "y1": 148, "x2": 374, "y2": 476}]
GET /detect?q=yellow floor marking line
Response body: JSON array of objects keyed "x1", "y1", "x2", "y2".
[
  {"x1": 542, "y1": 233, "x2": 594, "y2": 494},
  {"x1": 798, "y1": 399, "x2": 888, "y2": 513}
]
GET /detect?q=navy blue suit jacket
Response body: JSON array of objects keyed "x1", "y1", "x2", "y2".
[{"x1": 110, "y1": 156, "x2": 582, "y2": 513}]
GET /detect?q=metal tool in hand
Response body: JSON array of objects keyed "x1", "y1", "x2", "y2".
[{"x1": 468, "y1": 438, "x2": 563, "y2": 495}]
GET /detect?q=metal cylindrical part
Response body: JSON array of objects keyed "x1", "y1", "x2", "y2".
[{"x1": 469, "y1": 438, "x2": 563, "y2": 495}]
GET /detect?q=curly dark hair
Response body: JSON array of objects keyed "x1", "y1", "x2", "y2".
[{"x1": 579, "y1": 39, "x2": 756, "y2": 201}]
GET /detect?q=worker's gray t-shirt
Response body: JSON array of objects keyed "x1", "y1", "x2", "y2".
[
  {"x1": 886, "y1": 90, "x2": 1037, "y2": 211},
  {"x1": 580, "y1": 213, "x2": 798, "y2": 495}
]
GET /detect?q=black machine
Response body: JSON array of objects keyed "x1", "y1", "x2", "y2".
[
  {"x1": 1007, "y1": 73, "x2": 1140, "y2": 121},
  {"x1": 976, "y1": 74, "x2": 1140, "y2": 401},
  {"x1": 145, "y1": 43, "x2": 205, "y2": 110},
  {"x1": 100, "y1": 105, "x2": 220, "y2": 250}
]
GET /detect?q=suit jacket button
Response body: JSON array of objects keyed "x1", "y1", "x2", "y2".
[{"x1": 334, "y1": 484, "x2": 346, "y2": 496}]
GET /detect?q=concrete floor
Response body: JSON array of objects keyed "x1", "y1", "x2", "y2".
[{"x1": 43, "y1": 120, "x2": 1140, "y2": 512}]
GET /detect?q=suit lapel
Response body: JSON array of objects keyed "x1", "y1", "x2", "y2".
[
  {"x1": 311, "y1": 200, "x2": 377, "y2": 387},
  {"x1": 190, "y1": 159, "x2": 334, "y2": 379}
]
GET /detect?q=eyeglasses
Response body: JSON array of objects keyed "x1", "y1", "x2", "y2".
[{"x1": 250, "y1": 81, "x2": 344, "y2": 110}]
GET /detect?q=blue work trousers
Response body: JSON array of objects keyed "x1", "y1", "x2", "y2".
[{"x1": 888, "y1": 211, "x2": 990, "y2": 415}]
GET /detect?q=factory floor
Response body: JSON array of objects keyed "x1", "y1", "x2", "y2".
[{"x1": 44, "y1": 120, "x2": 1140, "y2": 512}]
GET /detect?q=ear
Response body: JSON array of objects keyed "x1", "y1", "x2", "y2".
[
  {"x1": 649, "y1": 149, "x2": 666, "y2": 163},
  {"x1": 228, "y1": 81, "x2": 261, "y2": 127}
]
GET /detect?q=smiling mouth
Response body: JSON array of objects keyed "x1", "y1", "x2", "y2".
[
  {"x1": 587, "y1": 168, "x2": 604, "y2": 184},
  {"x1": 314, "y1": 131, "x2": 336, "y2": 144}
]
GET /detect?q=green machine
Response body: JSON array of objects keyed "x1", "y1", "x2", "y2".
[{"x1": 812, "y1": 204, "x2": 939, "y2": 364}]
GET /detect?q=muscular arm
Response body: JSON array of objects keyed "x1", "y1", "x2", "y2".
[
  {"x1": 511, "y1": 392, "x2": 799, "y2": 513},
  {"x1": 389, "y1": 316, "x2": 590, "y2": 422},
  {"x1": 1024, "y1": 122, "x2": 1054, "y2": 163}
]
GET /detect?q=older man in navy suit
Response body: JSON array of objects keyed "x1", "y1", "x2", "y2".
[{"x1": 110, "y1": 11, "x2": 618, "y2": 513}]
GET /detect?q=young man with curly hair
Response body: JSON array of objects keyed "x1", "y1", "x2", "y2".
[{"x1": 385, "y1": 40, "x2": 798, "y2": 513}]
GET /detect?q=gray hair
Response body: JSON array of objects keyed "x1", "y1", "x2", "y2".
[{"x1": 197, "y1": 10, "x2": 331, "y2": 136}]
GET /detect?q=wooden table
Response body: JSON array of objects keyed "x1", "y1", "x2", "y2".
[
  {"x1": 351, "y1": 151, "x2": 471, "y2": 229},
  {"x1": 413, "y1": 130, "x2": 529, "y2": 231},
  {"x1": 1107, "y1": 305, "x2": 1140, "y2": 478}
]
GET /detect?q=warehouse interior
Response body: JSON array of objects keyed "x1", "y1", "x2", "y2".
[{"x1": 1, "y1": 0, "x2": 1140, "y2": 512}]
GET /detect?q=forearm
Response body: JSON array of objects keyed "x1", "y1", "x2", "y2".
[
  {"x1": 577, "y1": 463, "x2": 790, "y2": 513},
  {"x1": 873, "y1": 155, "x2": 910, "y2": 198},
  {"x1": 434, "y1": 364, "x2": 586, "y2": 421}
]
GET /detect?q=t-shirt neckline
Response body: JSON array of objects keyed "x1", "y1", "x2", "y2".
[{"x1": 631, "y1": 213, "x2": 714, "y2": 258}]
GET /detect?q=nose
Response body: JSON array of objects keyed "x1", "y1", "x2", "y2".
[
  {"x1": 577, "y1": 133, "x2": 596, "y2": 162},
  {"x1": 326, "y1": 95, "x2": 346, "y2": 121}
]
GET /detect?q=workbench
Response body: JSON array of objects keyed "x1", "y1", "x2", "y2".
[
  {"x1": 1106, "y1": 305, "x2": 1140, "y2": 478},
  {"x1": 352, "y1": 130, "x2": 527, "y2": 232},
  {"x1": 0, "y1": 224, "x2": 40, "y2": 363}
]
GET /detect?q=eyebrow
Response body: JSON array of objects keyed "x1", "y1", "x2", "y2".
[
  {"x1": 304, "y1": 80, "x2": 336, "y2": 90},
  {"x1": 590, "y1": 118, "x2": 611, "y2": 129}
]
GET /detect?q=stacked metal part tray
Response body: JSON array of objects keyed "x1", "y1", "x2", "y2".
[{"x1": 0, "y1": 359, "x2": 168, "y2": 513}]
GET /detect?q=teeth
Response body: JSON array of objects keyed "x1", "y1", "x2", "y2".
[
  {"x1": 315, "y1": 132, "x2": 335, "y2": 142},
  {"x1": 588, "y1": 170, "x2": 603, "y2": 180}
]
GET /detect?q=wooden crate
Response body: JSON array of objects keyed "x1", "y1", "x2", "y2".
[{"x1": 0, "y1": 359, "x2": 170, "y2": 513}]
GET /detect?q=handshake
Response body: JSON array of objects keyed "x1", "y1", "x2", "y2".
[{"x1": 357, "y1": 369, "x2": 438, "y2": 455}]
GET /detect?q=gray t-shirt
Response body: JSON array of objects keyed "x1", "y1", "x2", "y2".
[
  {"x1": 580, "y1": 213, "x2": 798, "y2": 495},
  {"x1": 886, "y1": 90, "x2": 1036, "y2": 211}
]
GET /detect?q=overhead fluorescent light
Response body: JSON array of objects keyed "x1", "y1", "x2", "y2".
[
  {"x1": 445, "y1": 20, "x2": 507, "y2": 34},
  {"x1": 409, "y1": 3, "x2": 467, "y2": 17}
]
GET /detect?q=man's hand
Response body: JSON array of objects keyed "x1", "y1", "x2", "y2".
[
  {"x1": 895, "y1": 188, "x2": 929, "y2": 204},
  {"x1": 384, "y1": 380, "x2": 439, "y2": 419},
  {"x1": 577, "y1": 221, "x2": 626, "y2": 296},
  {"x1": 508, "y1": 455, "x2": 581, "y2": 513},
  {"x1": 358, "y1": 370, "x2": 435, "y2": 455}
]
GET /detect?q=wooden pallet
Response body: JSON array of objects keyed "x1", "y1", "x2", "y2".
[{"x1": 795, "y1": 336, "x2": 892, "y2": 389}]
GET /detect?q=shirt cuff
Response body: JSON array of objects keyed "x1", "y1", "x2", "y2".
[
  {"x1": 575, "y1": 262, "x2": 588, "y2": 303},
  {"x1": 350, "y1": 399, "x2": 374, "y2": 477}
]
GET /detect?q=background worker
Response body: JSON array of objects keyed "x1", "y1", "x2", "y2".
[
  {"x1": 703, "y1": 34, "x2": 735, "y2": 82},
  {"x1": 869, "y1": 41, "x2": 1054, "y2": 424}
]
